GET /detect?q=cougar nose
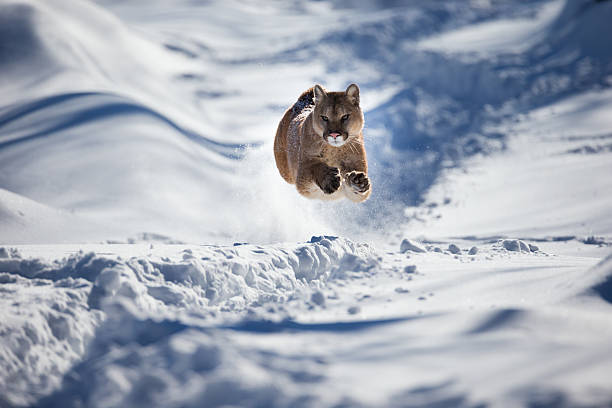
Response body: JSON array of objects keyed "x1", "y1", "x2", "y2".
[{"x1": 329, "y1": 132, "x2": 340, "y2": 138}]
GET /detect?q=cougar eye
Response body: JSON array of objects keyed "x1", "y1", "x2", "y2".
[
  {"x1": 341, "y1": 114, "x2": 350, "y2": 121},
  {"x1": 321, "y1": 115, "x2": 328, "y2": 122}
]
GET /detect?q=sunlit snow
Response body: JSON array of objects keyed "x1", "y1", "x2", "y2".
[{"x1": 1, "y1": 0, "x2": 611, "y2": 407}]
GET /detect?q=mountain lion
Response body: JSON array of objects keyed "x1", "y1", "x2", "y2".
[{"x1": 273, "y1": 84, "x2": 371, "y2": 202}]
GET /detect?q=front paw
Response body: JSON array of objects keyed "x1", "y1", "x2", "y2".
[
  {"x1": 346, "y1": 171, "x2": 370, "y2": 194},
  {"x1": 317, "y1": 166, "x2": 341, "y2": 194}
]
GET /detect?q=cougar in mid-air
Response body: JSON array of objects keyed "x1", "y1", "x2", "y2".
[{"x1": 273, "y1": 84, "x2": 371, "y2": 202}]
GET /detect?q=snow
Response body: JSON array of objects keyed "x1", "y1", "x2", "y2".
[
  {"x1": 1, "y1": 0, "x2": 612, "y2": 407},
  {"x1": 3, "y1": 241, "x2": 610, "y2": 407},
  {"x1": 417, "y1": 0, "x2": 565, "y2": 57},
  {"x1": 406, "y1": 87, "x2": 612, "y2": 239}
]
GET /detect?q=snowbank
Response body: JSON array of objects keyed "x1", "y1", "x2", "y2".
[
  {"x1": 3, "y1": 239, "x2": 610, "y2": 407},
  {"x1": 0, "y1": 237, "x2": 376, "y2": 406}
]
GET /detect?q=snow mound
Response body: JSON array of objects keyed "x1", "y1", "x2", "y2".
[
  {"x1": 0, "y1": 237, "x2": 376, "y2": 406},
  {"x1": 19, "y1": 241, "x2": 612, "y2": 408},
  {"x1": 36, "y1": 303, "x2": 306, "y2": 408}
]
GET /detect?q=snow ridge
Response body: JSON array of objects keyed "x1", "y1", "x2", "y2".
[{"x1": 0, "y1": 237, "x2": 376, "y2": 407}]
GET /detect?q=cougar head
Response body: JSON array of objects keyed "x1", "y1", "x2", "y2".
[{"x1": 312, "y1": 83, "x2": 364, "y2": 147}]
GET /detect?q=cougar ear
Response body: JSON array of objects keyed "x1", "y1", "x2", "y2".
[
  {"x1": 345, "y1": 83, "x2": 360, "y2": 105},
  {"x1": 313, "y1": 84, "x2": 327, "y2": 103}
]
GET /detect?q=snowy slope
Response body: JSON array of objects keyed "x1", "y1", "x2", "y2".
[
  {"x1": 1, "y1": 0, "x2": 612, "y2": 407},
  {"x1": 407, "y1": 87, "x2": 612, "y2": 240}
]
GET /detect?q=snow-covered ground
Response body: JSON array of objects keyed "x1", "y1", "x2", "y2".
[{"x1": 1, "y1": 0, "x2": 611, "y2": 407}]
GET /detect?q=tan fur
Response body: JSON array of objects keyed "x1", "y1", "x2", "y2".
[{"x1": 274, "y1": 84, "x2": 371, "y2": 202}]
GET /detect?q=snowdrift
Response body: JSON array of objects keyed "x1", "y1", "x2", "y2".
[
  {"x1": 0, "y1": 237, "x2": 376, "y2": 406},
  {"x1": 3, "y1": 240, "x2": 612, "y2": 407}
]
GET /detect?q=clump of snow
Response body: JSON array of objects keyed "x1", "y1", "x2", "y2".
[
  {"x1": 310, "y1": 290, "x2": 326, "y2": 306},
  {"x1": 583, "y1": 236, "x2": 606, "y2": 246},
  {"x1": 448, "y1": 243, "x2": 461, "y2": 254},
  {"x1": 0, "y1": 246, "x2": 20, "y2": 259},
  {"x1": 399, "y1": 239, "x2": 426, "y2": 254},
  {"x1": 403, "y1": 265, "x2": 417, "y2": 274},
  {"x1": 500, "y1": 239, "x2": 536, "y2": 253},
  {"x1": 347, "y1": 306, "x2": 361, "y2": 315},
  {"x1": 501, "y1": 239, "x2": 529, "y2": 252}
]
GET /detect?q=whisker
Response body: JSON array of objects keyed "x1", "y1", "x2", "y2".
[{"x1": 348, "y1": 140, "x2": 359, "y2": 155}]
